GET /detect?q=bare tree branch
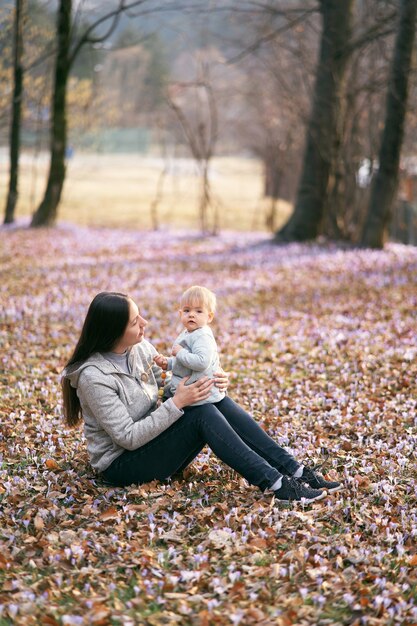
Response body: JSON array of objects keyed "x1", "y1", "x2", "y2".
[
  {"x1": 166, "y1": 63, "x2": 219, "y2": 234},
  {"x1": 225, "y1": 8, "x2": 317, "y2": 65},
  {"x1": 220, "y1": 1, "x2": 318, "y2": 16},
  {"x1": 24, "y1": 41, "x2": 56, "y2": 72},
  {"x1": 69, "y1": 0, "x2": 133, "y2": 65},
  {"x1": 344, "y1": 9, "x2": 397, "y2": 57},
  {"x1": 166, "y1": 87, "x2": 202, "y2": 160}
]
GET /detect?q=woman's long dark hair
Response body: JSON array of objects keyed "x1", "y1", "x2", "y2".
[{"x1": 62, "y1": 292, "x2": 130, "y2": 427}]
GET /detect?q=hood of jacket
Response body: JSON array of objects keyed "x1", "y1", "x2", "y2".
[
  {"x1": 63, "y1": 351, "x2": 123, "y2": 389},
  {"x1": 63, "y1": 340, "x2": 157, "y2": 388}
]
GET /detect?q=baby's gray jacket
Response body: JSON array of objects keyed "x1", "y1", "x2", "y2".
[
  {"x1": 167, "y1": 325, "x2": 225, "y2": 406},
  {"x1": 63, "y1": 341, "x2": 183, "y2": 473}
]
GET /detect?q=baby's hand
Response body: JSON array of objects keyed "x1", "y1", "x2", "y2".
[
  {"x1": 171, "y1": 344, "x2": 182, "y2": 357},
  {"x1": 154, "y1": 354, "x2": 168, "y2": 370}
]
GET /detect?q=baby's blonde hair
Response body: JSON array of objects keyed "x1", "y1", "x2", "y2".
[{"x1": 180, "y1": 285, "x2": 217, "y2": 313}]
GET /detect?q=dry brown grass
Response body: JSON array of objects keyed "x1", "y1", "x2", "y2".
[{"x1": 0, "y1": 152, "x2": 293, "y2": 231}]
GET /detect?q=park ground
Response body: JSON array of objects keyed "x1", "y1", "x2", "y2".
[{"x1": 0, "y1": 219, "x2": 417, "y2": 624}]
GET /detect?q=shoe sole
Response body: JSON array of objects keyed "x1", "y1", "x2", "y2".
[
  {"x1": 327, "y1": 484, "x2": 343, "y2": 493},
  {"x1": 276, "y1": 490, "x2": 327, "y2": 504},
  {"x1": 307, "y1": 483, "x2": 343, "y2": 493}
]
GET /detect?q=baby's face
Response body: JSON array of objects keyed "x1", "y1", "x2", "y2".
[{"x1": 179, "y1": 303, "x2": 214, "y2": 332}]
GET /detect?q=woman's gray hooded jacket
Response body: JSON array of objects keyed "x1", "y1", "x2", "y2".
[{"x1": 64, "y1": 340, "x2": 183, "y2": 473}]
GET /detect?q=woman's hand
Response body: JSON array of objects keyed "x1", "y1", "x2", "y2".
[
  {"x1": 171, "y1": 344, "x2": 182, "y2": 356},
  {"x1": 172, "y1": 376, "x2": 214, "y2": 409},
  {"x1": 213, "y1": 369, "x2": 229, "y2": 393}
]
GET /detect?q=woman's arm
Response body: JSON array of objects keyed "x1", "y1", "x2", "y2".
[
  {"x1": 79, "y1": 371, "x2": 183, "y2": 451},
  {"x1": 79, "y1": 370, "x2": 214, "y2": 451}
]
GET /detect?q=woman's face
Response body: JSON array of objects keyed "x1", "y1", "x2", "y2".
[{"x1": 113, "y1": 299, "x2": 148, "y2": 353}]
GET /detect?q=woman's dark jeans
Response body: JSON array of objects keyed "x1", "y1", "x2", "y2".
[{"x1": 102, "y1": 396, "x2": 300, "y2": 491}]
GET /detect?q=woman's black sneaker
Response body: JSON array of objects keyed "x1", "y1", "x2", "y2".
[
  {"x1": 274, "y1": 476, "x2": 326, "y2": 503},
  {"x1": 301, "y1": 465, "x2": 342, "y2": 493}
]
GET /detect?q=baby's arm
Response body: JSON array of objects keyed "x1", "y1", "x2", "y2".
[
  {"x1": 174, "y1": 334, "x2": 215, "y2": 372},
  {"x1": 171, "y1": 344, "x2": 183, "y2": 356}
]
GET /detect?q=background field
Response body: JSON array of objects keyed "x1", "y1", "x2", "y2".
[{"x1": 0, "y1": 152, "x2": 292, "y2": 232}]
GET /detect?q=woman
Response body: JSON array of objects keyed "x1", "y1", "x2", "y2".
[{"x1": 62, "y1": 292, "x2": 341, "y2": 502}]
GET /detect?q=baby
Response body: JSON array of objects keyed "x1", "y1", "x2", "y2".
[
  {"x1": 154, "y1": 285, "x2": 225, "y2": 405},
  {"x1": 154, "y1": 285, "x2": 342, "y2": 499}
]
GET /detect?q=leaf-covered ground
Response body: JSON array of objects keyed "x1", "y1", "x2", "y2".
[{"x1": 1, "y1": 225, "x2": 417, "y2": 626}]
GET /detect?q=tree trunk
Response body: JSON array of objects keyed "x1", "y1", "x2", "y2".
[
  {"x1": 264, "y1": 151, "x2": 283, "y2": 199},
  {"x1": 361, "y1": 0, "x2": 417, "y2": 249},
  {"x1": 4, "y1": 0, "x2": 24, "y2": 225},
  {"x1": 275, "y1": 0, "x2": 354, "y2": 242},
  {"x1": 31, "y1": 0, "x2": 71, "y2": 227}
]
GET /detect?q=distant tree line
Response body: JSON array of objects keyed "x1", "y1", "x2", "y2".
[{"x1": 2, "y1": 0, "x2": 417, "y2": 248}]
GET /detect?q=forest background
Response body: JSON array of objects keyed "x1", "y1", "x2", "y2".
[
  {"x1": 1, "y1": 0, "x2": 417, "y2": 245},
  {"x1": 1, "y1": 1, "x2": 417, "y2": 625}
]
